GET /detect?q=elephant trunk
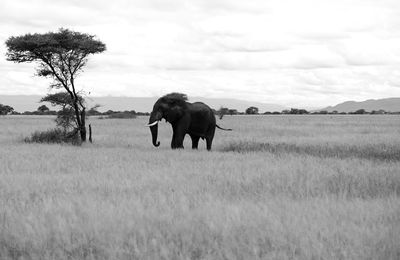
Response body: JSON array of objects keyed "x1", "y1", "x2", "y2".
[{"x1": 148, "y1": 111, "x2": 161, "y2": 147}]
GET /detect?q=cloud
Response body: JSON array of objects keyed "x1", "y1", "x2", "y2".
[
  {"x1": 336, "y1": 36, "x2": 400, "y2": 66},
  {"x1": 1, "y1": 0, "x2": 400, "y2": 107}
]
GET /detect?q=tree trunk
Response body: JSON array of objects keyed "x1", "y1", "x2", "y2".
[
  {"x1": 80, "y1": 109, "x2": 86, "y2": 142},
  {"x1": 71, "y1": 98, "x2": 83, "y2": 140}
]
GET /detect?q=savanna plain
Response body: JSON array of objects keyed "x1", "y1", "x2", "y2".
[{"x1": 0, "y1": 115, "x2": 399, "y2": 259}]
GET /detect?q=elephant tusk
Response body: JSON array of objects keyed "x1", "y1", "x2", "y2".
[{"x1": 146, "y1": 121, "x2": 159, "y2": 127}]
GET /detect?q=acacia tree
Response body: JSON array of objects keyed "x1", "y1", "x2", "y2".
[
  {"x1": 0, "y1": 104, "x2": 14, "y2": 115},
  {"x1": 245, "y1": 106, "x2": 259, "y2": 115},
  {"x1": 217, "y1": 107, "x2": 229, "y2": 119},
  {"x1": 5, "y1": 28, "x2": 106, "y2": 141},
  {"x1": 37, "y1": 105, "x2": 50, "y2": 113}
]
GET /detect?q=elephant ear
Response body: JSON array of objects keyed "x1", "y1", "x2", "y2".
[
  {"x1": 160, "y1": 93, "x2": 188, "y2": 122},
  {"x1": 167, "y1": 105, "x2": 184, "y2": 122}
]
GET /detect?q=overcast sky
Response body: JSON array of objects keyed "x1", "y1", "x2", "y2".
[{"x1": 1, "y1": 0, "x2": 400, "y2": 108}]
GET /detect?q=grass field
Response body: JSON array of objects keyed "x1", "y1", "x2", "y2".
[{"x1": 0, "y1": 115, "x2": 399, "y2": 259}]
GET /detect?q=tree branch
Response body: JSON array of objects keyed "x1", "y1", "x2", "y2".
[
  {"x1": 56, "y1": 52, "x2": 71, "y2": 87},
  {"x1": 40, "y1": 55, "x2": 68, "y2": 90}
]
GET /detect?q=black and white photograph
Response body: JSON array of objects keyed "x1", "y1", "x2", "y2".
[{"x1": 0, "y1": 0, "x2": 399, "y2": 259}]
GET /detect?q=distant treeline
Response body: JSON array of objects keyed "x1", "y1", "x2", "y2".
[
  {"x1": 0, "y1": 104, "x2": 149, "y2": 118},
  {"x1": 9, "y1": 110, "x2": 148, "y2": 118},
  {"x1": 1, "y1": 104, "x2": 399, "y2": 117},
  {"x1": 215, "y1": 107, "x2": 400, "y2": 116}
]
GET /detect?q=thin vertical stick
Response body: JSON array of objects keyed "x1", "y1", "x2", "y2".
[{"x1": 89, "y1": 124, "x2": 92, "y2": 143}]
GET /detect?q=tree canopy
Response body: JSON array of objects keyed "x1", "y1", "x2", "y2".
[
  {"x1": 5, "y1": 28, "x2": 105, "y2": 92},
  {"x1": 245, "y1": 106, "x2": 259, "y2": 115},
  {"x1": 37, "y1": 105, "x2": 50, "y2": 113},
  {"x1": 41, "y1": 92, "x2": 84, "y2": 109}
]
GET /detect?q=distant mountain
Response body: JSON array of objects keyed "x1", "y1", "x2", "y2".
[
  {"x1": 0, "y1": 95, "x2": 44, "y2": 113},
  {"x1": 0, "y1": 95, "x2": 287, "y2": 113},
  {"x1": 321, "y1": 98, "x2": 400, "y2": 113},
  {"x1": 190, "y1": 97, "x2": 287, "y2": 113}
]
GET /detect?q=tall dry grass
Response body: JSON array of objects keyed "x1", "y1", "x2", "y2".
[{"x1": 0, "y1": 115, "x2": 399, "y2": 259}]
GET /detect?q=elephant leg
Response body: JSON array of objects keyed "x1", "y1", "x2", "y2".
[
  {"x1": 172, "y1": 124, "x2": 187, "y2": 149},
  {"x1": 190, "y1": 135, "x2": 200, "y2": 149},
  {"x1": 174, "y1": 131, "x2": 185, "y2": 149},
  {"x1": 205, "y1": 127, "x2": 215, "y2": 151},
  {"x1": 171, "y1": 132, "x2": 177, "y2": 149},
  {"x1": 206, "y1": 137, "x2": 213, "y2": 151}
]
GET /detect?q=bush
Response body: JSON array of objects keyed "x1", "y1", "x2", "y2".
[{"x1": 24, "y1": 128, "x2": 81, "y2": 145}]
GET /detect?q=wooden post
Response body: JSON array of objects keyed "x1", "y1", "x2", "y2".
[{"x1": 89, "y1": 124, "x2": 92, "y2": 143}]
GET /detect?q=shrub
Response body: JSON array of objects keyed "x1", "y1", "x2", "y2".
[{"x1": 24, "y1": 128, "x2": 81, "y2": 145}]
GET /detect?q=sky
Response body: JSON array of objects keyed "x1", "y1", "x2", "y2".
[{"x1": 1, "y1": 0, "x2": 400, "y2": 108}]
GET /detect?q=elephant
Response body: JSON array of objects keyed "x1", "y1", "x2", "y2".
[{"x1": 146, "y1": 93, "x2": 232, "y2": 150}]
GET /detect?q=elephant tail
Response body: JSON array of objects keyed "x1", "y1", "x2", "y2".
[{"x1": 216, "y1": 124, "x2": 232, "y2": 131}]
